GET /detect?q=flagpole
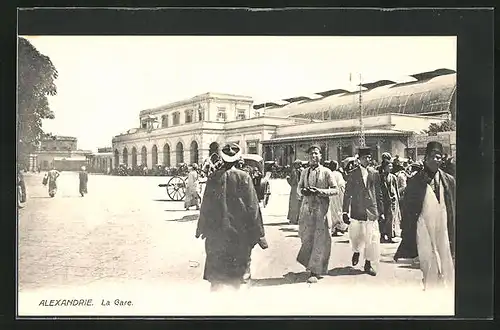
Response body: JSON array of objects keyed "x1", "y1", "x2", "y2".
[{"x1": 358, "y1": 73, "x2": 365, "y2": 148}]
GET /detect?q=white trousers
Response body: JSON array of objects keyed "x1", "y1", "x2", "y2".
[
  {"x1": 416, "y1": 185, "x2": 454, "y2": 290},
  {"x1": 349, "y1": 219, "x2": 381, "y2": 262}
]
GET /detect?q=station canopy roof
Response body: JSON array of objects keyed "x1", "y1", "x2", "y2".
[{"x1": 258, "y1": 69, "x2": 456, "y2": 121}]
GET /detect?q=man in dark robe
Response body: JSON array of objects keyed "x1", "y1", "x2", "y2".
[
  {"x1": 79, "y1": 166, "x2": 89, "y2": 197},
  {"x1": 196, "y1": 143, "x2": 268, "y2": 291},
  {"x1": 394, "y1": 141, "x2": 456, "y2": 287}
]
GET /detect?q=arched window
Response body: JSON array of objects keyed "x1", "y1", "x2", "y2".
[
  {"x1": 131, "y1": 147, "x2": 138, "y2": 168},
  {"x1": 141, "y1": 146, "x2": 147, "y2": 167},
  {"x1": 114, "y1": 149, "x2": 119, "y2": 169},
  {"x1": 209, "y1": 142, "x2": 219, "y2": 155},
  {"x1": 152, "y1": 145, "x2": 158, "y2": 166},
  {"x1": 123, "y1": 147, "x2": 128, "y2": 166},
  {"x1": 185, "y1": 109, "x2": 193, "y2": 123},
  {"x1": 176, "y1": 142, "x2": 184, "y2": 165},
  {"x1": 161, "y1": 115, "x2": 168, "y2": 128},
  {"x1": 190, "y1": 141, "x2": 199, "y2": 164},
  {"x1": 163, "y1": 143, "x2": 171, "y2": 167}
]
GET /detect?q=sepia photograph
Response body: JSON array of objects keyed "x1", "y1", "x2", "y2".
[{"x1": 17, "y1": 33, "x2": 459, "y2": 316}]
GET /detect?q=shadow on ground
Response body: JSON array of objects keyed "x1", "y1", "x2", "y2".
[
  {"x1": 285, "y1": 234, "x2": 299, "y2": 238},
  {"x1": 164, "y1": 209, "x2": 197, "y2": 212},
  {"x1": 327, "y1": 266, "x2": 365, "y2": 276},
  {"x1": 166, "y1": 214, "x2": 199, "y2": 222},
  {"x1": 250, "y1": 271, "x2": 310, "y2": 287},
  {"x1": 397, "y1": 264, "x2": 420, "y2": 270},
  {"x1": 264, "y1": 221, "x2": 290, "y2": 226},
  {"x1": 154, "y1": 199, "x2": 183, "y2": 202},
  {"x1": 279, "y1": 228, "x2": 298, "y2": 233},
  {"x1": 336, "y1": 239, "x2": 350, "y2": 244}
]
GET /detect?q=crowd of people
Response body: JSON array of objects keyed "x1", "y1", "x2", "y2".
[
  {"x1": 112, "y1": 163, "x2": 190, "y2": 177},
  {"x1": 17, "y1": 139, "x2": 456, "y2": 293},
  {"x1": 195, "y1": 141, "x2": 456, "y2": 292}
]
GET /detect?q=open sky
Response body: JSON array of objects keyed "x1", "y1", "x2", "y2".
[{"x1": 22, "y1": 36, "x2": 456, "y2": 152}]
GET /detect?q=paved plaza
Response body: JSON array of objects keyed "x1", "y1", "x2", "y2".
[{"x1": 17, "y1": 172, "x2": 454, "y2": 316}]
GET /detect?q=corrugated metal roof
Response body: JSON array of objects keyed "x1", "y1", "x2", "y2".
[{"x1": 265, "y1": 73, "x2": 455, "y2": 120}]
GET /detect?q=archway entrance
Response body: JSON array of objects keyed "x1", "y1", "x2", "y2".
[
  {"x1": 131, "y1": 147, "x2": 137, "y2": 168},
  {"x1": 141, "y1": 146, "x2": 147, "y2": 167},
  {"x1": 114, "y1": 149, "x2": 119, "y2": 169},
  {"x1": 190, "y1": 141, "x2": 199, "y2": 164},
  {"x1": 176, "y1": 142, "x2": 184, "y2": 165},
  {"x1": 123, "y1": 147, "x2": 128, "y2": 166},
  {"x1": 209, "y1": 142, "x2": 219, "y2": 156},
  {"x1": 163, "y1": 143, "x2": 171, "y2": 167},
  {"x1": 152, "y1": 145, "x2": 158, "y2": 166}
]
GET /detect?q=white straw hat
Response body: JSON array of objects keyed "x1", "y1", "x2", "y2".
[{"x1": 220, "y1": 143, "x2": 242, "y2": 163}]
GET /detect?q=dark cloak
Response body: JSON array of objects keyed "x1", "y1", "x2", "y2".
[
  {"x1": 79, "y1": 171, "x2": 88, "y2": 194},
  {"x1": 196, "y1": 165, "x2": 265, "y2": 283},
  {"x1": 394, "y1": 169, "x2": 456, "y2": 260}
]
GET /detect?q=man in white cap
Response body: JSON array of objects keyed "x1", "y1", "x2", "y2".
[
  {"x1": 395, "y1": 141, "x2": 455, "y2": 290},
  {"x1": 342, "y1": 146, "x2": 384, "y2": 276},
  {"x1": 196, "y1": 143, "x2": 268, "y2": 291},
  {"x1": 79, "y1": 165, "x2": 88, "y2": 197}
]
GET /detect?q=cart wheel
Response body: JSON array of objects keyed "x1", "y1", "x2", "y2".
[{"x1": 167, "y1": 176, "x2": 186, "y2": 201}]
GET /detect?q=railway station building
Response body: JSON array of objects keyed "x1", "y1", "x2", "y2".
[{"x1": 111, "y1": 68, "x2": 456, "y2": 169}]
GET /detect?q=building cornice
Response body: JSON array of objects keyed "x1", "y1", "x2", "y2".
[
  {"x1": 139, "y1": 93, "x2": 254, "y2": 116},
  {"x1": 35, "y1": 149, "x2": 92, "y2": 154},
  {"x1": 113, "y1": 116, "x2": 298, "y2": 143}
]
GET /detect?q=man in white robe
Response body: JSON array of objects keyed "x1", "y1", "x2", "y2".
[
  {"x1": 395, "y1": 142, "x2": 455, "y2": 290},
  {"x1": 296, "y1": 144, "x2": 338, "y2": 283},
  {"x1": 185, "y1": 163, "x2": 201, "y2": 210}
]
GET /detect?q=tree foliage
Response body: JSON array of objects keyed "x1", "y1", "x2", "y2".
[
  {"x1": 18, "y1": 37, "x2": 58, "y2": 163},
  {"x1": 425, "y1": 119, "x2": 456, "y2": 136}
]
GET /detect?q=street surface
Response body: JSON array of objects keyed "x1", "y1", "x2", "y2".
[{"x1": 17, "y1": 172, "x2": 454, "y2": 316}]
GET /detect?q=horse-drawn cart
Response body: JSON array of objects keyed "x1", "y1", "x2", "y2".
[{"x1": 157, "y1": 154, "x2": 271, "y2": 207}]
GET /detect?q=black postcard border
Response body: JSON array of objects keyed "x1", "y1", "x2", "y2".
[{"x1": 2, "y1": 6, "x2": 495, "y2": 327}]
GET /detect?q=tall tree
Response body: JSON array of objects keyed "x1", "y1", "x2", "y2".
[
  {"x1": 425, "y1": 119, "x2": 456, "y2": 136},
  {"x1": 17, "y1": 37, "x2": 58, "y2": 165}
]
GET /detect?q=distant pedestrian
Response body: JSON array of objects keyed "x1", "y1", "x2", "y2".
[
  {"x1": 185, "y1": 163, "x2": 201, "y2": 210},
  {"x1": 286, "y1": 159, "x2": 302, "y2": 225},
  {"x1": 342, "y1": 147, "x2": 384, "y2": 276},
  {"x1": 79, "y1": 166, "x2": 88, "y2": 197},
  {"x1": 196, "y1": 143, "x2": 268, "y2": 291},
  {"x1": 296, "y1": 145, "x2": 338, "y2": 283},
  {"x1": 379, "y1": 159, "x2": 402, "y2": 242},
  {"x1": 46, "y1": 166, "x2": 60, "y2": 197},
  {"x1": 393, "y1": 158, "x2": 408, "y2": 200},
  {"x1": 17, "y1": 167, "x2": 27, "y2": 207},
  {"x1": 327, "y1": 160, "x2": 347, "y2": 236}
]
